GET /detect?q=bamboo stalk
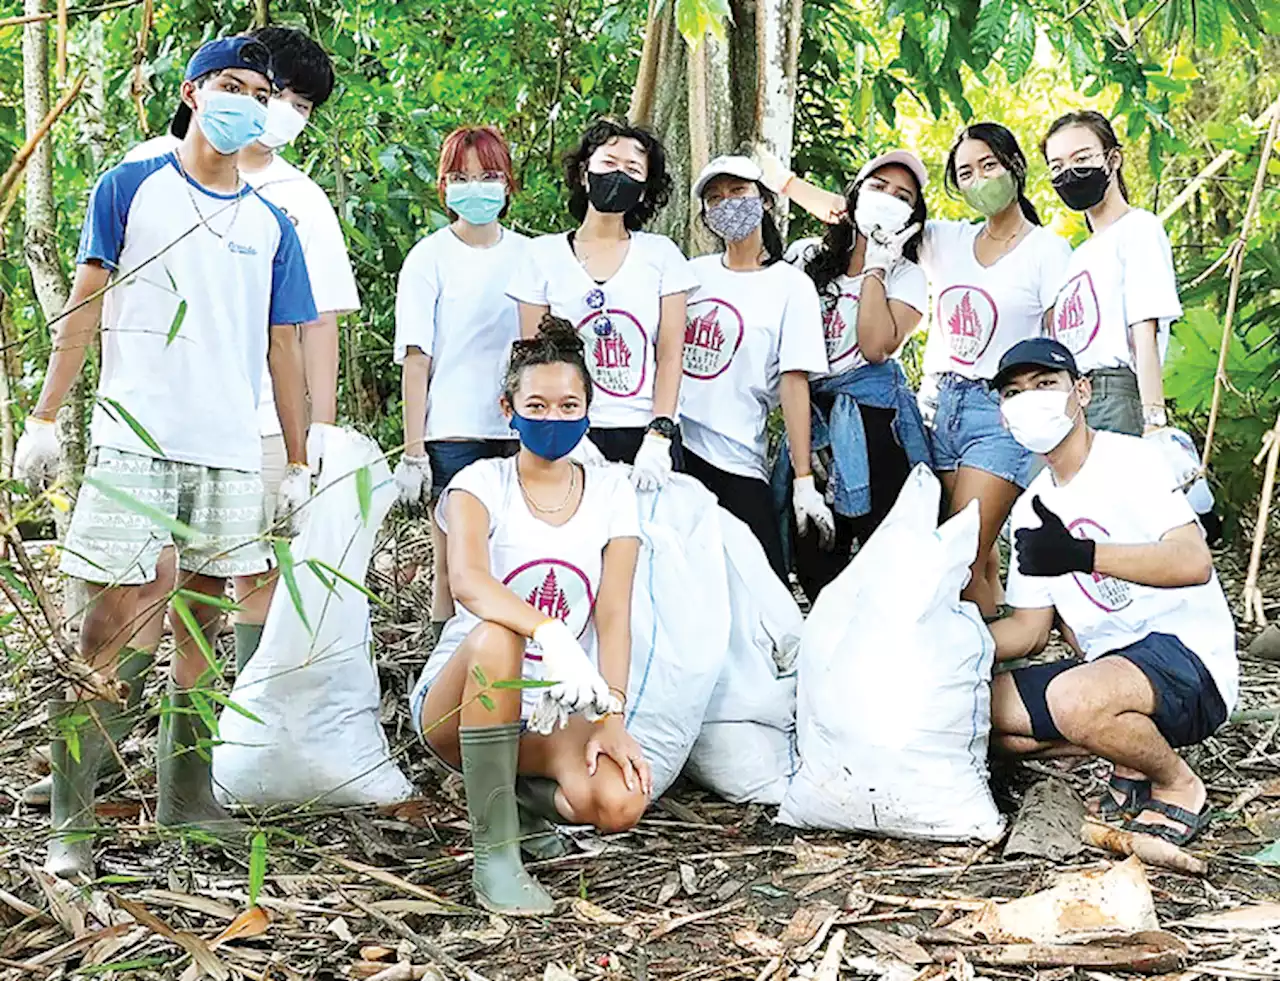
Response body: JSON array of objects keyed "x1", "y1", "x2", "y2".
[
  {"x1": 0, "y1": 0, "x2": 144, "y2": 29},
  {"x1": 1243, "y1": 414, "x2": 1280, "y2": 625},
  {"x1": 1201, "y1": 105, "x2": 1280, "y2": 469},
  {"x1": 54, "y1": 0, "x2": 66, "y2": 84},
  {"x1": 129, "y1": 0, "x2": 153, "y2": 132},
  {"x1": 0, "y1": 73, "x2": 86, "y2": 206}
]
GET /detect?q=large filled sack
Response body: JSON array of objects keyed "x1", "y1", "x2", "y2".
[
  {"x1": 626, "y1": 475, "x2": 732, "y2": 798},
  {"x1": 778, "y1": 465, "x2": 1003, "y2": 840},
  {"x1": 684, "y1": 512, "x2": 803, "y2": 805},
  {"x1": 213, "y1": 429, "x2": 413, "y2": 808}
]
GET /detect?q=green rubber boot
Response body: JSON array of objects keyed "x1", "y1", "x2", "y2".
[
  {"x1": 516, "y1": 776, "x2": 569, "y2": 860},
  {"x1": 45, "y1": 697, "x2": 122, "y2": 880},
  {"x1": 460, "y1": 724, "x2": 555, "y2": 915},
  {"x1": 155, "y1": 683, "x2": 248, "y2": 843},
  {"x1": 24, "y1": 648, "x2": 153, "y2": 808},
  {"x1": 233, "y1": 622, "x2": 264, "y2": 674}
]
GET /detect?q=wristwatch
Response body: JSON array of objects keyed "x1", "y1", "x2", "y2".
[
  {"x1": 1143, "y1": 404, "x2": 1168, "y2": 428},
  {"x1": 646, "y1": 416, "x2": 678, "y2": 440}
]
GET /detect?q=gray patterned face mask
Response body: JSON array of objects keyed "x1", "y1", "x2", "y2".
[{"x1": 704, "y1": 196, "x2": 765, "y2": 242}]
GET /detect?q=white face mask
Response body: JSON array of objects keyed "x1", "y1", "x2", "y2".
[
  {"x1": 259, "y1": 97, "x2": 308, "y2": 149},
  {"x1": 1000, "y1": 388, "x2": 1080, "y2": 454},
  {"x1": 854, "y1": 188, "x2": 913, "y2": 239}
]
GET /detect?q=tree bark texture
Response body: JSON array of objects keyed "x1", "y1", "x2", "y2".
[{"x1": 629, "y1": 0, "x2": 802, "y2": 252}]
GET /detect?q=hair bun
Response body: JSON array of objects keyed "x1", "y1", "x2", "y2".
[{"x1": 536, "y1": 313, "x2": 584, "y2": 351}]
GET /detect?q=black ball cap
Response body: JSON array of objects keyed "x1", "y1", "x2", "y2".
[
  {"x1": 170, "y1": 37, "x2": 274, "y2": 139},
  {"x1": 990, "y1": 337, "x2": 1080, "y2": 391}
]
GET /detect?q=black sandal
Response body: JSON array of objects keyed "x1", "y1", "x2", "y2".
[
  {"x1": 1124, "y1": 797, "x2": 1212, "y2": 846},
  {"x1": 1096, "y1": 773, "x2": 1151, "y2": 820}
]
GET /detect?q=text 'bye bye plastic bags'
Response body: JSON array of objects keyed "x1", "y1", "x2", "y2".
[
  {"x1": 213, "y1": 428, "x2": 413, "y2": 808},
  {"x1": 777, "y1": 465, "x2": 1003, "y2": 841},
  {"x1": 625, "y1": 475, "x2": 731, "y2": 798},
  {"x1": 684, "y1": 511, "x2": 804, "y2": 805}
]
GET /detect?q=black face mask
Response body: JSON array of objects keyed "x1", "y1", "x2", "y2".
[
  {"x1": 1052, "y1": 165, "x2": 1110, "y2": 212},
  {"x1": 587, "y1": 169, "x2": 646, "y2": 215}
]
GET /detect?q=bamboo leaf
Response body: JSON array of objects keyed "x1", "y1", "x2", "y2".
[
  {"x1": 205, "y1": 689, "x2": 265, "y2": 725},
  {"x1": 84, "y1": 475, "x2": 199, "y2": 541},
  {"x1": 478, "y1": 693, "x2": 495, "y2": 712},
  {"x1": 472, "y1": 664, "x2": 488, "y2": 687},
  {"x1": 175, "y1": 588, "x2": 241, "y2": 612},
  {"x1": 249, "y1": 832, "x2": 267, "y2": 906},
  {"x1": 98, "y1": 397, "x2": 164, "y2": 455},
  {"x1": 165, "y1": 300, "x2": 188, "y2": 346},
  {"x1": 304, "y1": 557, "x2": 391, "y2": 609},
  {"x1": 355, "y1": 465, "x2": 372, "y2": 524},
  {"x1": 272, "y1": 539, "x2": 311, "y2": 635},
  {"x1": 170, "y1": 592, "x2": 215, "y2": 669}
]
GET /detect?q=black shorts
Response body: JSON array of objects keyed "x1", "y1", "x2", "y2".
[
  {"x1": 587, "y1": 426, "x2": 685, "y2": 469},
  {"x1": 683, "y1": 449, "x2": 786, "y2": 580},
  {"x1": 426, "y1": 439, "x2": 517, "y2": 500},
  {"x1": 1010, "y1": 631, "x2": 1228, "y2": 748}
]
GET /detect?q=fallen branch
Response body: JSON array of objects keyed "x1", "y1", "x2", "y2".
[
  {"x1": 932, "y1": 932, "x2": 1187, "y2": 974},
  {"x1": 340, "y1": 889, "x2": 491, "y2": 981},
  {"x1": 1079, "y1": 821, "x2": 1208, "y2": 876},
  {"x1": 0, "y1": 73, "x2": 86, "y2": 205}
]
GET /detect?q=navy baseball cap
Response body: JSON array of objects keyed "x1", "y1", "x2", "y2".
[
  {"x1": 990, "y1": 337, "x2": 1079, "y2": 391},
  {"x1": 170, "y1": 37, "x2": 273, "y2": 138}
]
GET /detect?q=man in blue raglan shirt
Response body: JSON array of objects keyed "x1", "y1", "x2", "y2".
[{"x1": 12, "y1": 36, "x2": 317, "y2": 880}]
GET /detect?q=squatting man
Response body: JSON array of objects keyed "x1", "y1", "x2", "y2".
[{"x1": 988, "y1": 337, "x2": 1237, "y2": 847}]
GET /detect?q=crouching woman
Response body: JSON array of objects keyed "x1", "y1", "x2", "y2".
[{"x1": 409, "y1": 315, "x2": 650, "y2": 915}]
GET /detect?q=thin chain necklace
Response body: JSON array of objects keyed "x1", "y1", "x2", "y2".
[
  {"x1": 174, "y1": 148, "x2": 243, "y2": 241},
  {"x1": 517, "y1": 460, "x2": 578, "y2": 514},
  {"x1": 981, "y1": 218, "x2": 1025, "y2": 244}
]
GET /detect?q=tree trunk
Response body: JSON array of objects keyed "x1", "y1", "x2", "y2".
[{"x1": 629, "y1": 0, "x2": 802, "y2": 252}]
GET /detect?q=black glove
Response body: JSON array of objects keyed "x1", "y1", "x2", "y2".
[{"x1": 1014, "y1": 495, "x2": 1095, "y2": 577}]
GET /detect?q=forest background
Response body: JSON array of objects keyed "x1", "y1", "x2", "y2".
[{"x1": 0, "y1": 0, "x2": 1277, "y2": 533}]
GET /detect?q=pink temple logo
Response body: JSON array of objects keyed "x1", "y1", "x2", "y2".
[
  {"x1": 503, "y1": 558, "x2": 595, "y2": 639},
  {"x1": 1067, "y1": 517, "x2": 1133, "y2": 613},
  {"x1": 1052, "y1": 271, "x2": 1100, "y2": 354},
  {"x1": 938, "y1": 285, "x2": 998, "y2": 366},
  {"x1": 526, "y1": 567, "x2": 571, "y2": 622},
  {"x1": 576, "y1": 308, "x2": 648, "y2": 398},
  {"x1": 823, "y1": 290, "x2": 864, "y2": 368},
  {"x1": 683, "y1": 297, "x2": 745, "y2": 380}
]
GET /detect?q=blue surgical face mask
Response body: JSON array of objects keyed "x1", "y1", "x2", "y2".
[
  {"x1": 195, "y1": 89, "x2": 268, "y2": 156},
  {"x1": 509, "y1": 410, "x2": 590, "y2": 461},
  {"x1": 446, "y1": 181, "x2": 506, "y2": 226}
]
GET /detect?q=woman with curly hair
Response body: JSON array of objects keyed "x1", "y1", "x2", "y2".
[{"x1": 509, "y1": 118, "x2": 697, "y2": 489}]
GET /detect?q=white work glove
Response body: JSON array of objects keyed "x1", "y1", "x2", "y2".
[
  {"x1": 393, "y1": 453, "x2": 432, "y2": 518},
  {"x1": 13, "y1": 416, "x2": 59, "y2": 488},
  {"x1": 862, "y1": 222, "x2": 921, "y2": 275},
  {"x1": 275, "y1": 462, "x2": 312, "y2": 537},
  {"x1": 305, "y1": 422, "x2": 342, "y2": 477},
  {"x1": 630, "y1": 432, "x2": 673, "y2": 491},
  {"x1": 526, "y1": 618, "x2": 619, "y2": 735},
  {"x1": 751, "y1": 142, "x2": 794, "y2": 195},
  {"x1": 793, "y1": 474, "x2": 836, "y2": 550}
]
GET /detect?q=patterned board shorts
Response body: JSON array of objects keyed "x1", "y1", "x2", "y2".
[{"x1": 59, "y1": 447, "x2": 272, "y2": 585}]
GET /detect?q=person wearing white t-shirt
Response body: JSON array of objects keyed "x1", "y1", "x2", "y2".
[
  {"x1": 123, "y1": 27, "x2": 360, "y2": 673},
  {"x1": 11, "y1": 38, "x2": 317, "y2": 879},
  {"x1": 509, "y1": 118, "x2": 697, "y2": 487},
  {"x1": 785, "y1": 150, "x2": 933, "y2": 599},
  {"x1": 409, "y1": 317, "x2": 648, "y2": 914},
  {"x1": 679, "y1": 156, "x2": 833, "y2": 578},
  {"x1": 988, "y1": 338, "x2": 1235, "y2": 848},
  {"x1": 394, "y1": 125, "x2": 526, "y2": 642},
  {"x1": 1042, "y1": 111, "x2": 1181, "y2": 437}
]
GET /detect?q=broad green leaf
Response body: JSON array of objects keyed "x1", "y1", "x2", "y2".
[
  {"x1": 924, "y1": 11, "x2": 950, "y2": 72},
  {"x1": 1002, "y1": 9, "x2": 1035, "y2": 83},
  {"x1": 971, "y1": 0, "x2": 1011, "y2": 60},
  {"x1": 674, "y1": 0, "x2": 732, "y2": 46},
  {"x1": 249, "y1": 831, "x2": 267, "y2": 906},
  {"x1": 355, "y1": 465, "x2": 372, "y2": 524},
  {"x1": 97, "y1": 398, "x2": 164, "y2": 456},
  {"x1": 82, "y1": 476, "x2": 199, "y2": 542},
  {"x1": 273, "y1": 539, "x2": 312, "y2": 635}
]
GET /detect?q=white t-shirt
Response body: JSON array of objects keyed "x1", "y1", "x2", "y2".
[
  {"x1": 680, "y1": 256, "x2": 828, "y2": 480},
  {"x1": 1006, "y1": 431, "x2": 1237, "y2": 713},
  {"x1": 395, "y1": 227, "x2": 527, "y2": 441},
  {"x1": 413, "y1": 457, "x2": 641, "y2": 717},
  {"x1": 920, "y1": 220, "x2": 1071, "y2": 380},
  {"x1": 126, "y1": 136, "x2": 360, "y2": 437},
  {"x1": 785, "y1": 237, "x2": 928, "y2": 376},
  {"x1": 507, "y1": 231, "x2": 698, "y2": 428},
  {"x1": 1051, "y1": 209, "x2": 1181, "y2": 373},
  {"x1": 78, "y1": 153, "x2": 316, "y2": 472}
]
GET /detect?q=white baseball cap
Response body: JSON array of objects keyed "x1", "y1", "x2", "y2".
[
  {"x1": 854, "y1": 149, "x2": 929, "y2": 189},
  {"x1": 692, "y1": 155, "x2": 764, "y2": 198}
]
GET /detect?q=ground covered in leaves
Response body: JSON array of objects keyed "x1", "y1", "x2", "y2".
[{"x1": 2, "y1": 529, "x2": 1279, "y2": 981}]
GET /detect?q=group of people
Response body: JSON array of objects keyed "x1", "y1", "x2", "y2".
[{"x1": 11, "y1": 28, "x2": 1238, "y2": 918}]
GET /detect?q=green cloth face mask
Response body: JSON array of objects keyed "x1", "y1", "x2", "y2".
[{"x1": 961, "y1": 171, "x2": 1018, "y2": 217}]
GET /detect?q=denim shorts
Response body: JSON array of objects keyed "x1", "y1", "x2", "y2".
[
  {"x1": 930, "y1": 374, "x2": 1036, "y2": 488},
  {"x1": 1085, "y1": 367, "x2": 1143, "y2": 437},
  {"x1": 425, "y1": 439, "x2": 517, "y2": 500},
  {"x1": 1011, "y1": 632, "x2": 1228, "y2": 747}
]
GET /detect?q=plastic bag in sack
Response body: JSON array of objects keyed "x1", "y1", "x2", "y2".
[
  {"x1": 625, "y1": 475, "x2": 731, "y2": 798},
  {"x1": 213, "y1": 429, "x2": 413, "y2": 807},
  {"x1": 685, "y1": 511, "x2": 803, "y2": 805},
  {"x1": 778, "y1": 465, "x2": 1003, "y2": 840}
]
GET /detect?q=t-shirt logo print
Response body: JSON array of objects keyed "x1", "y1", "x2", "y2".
[
  {"x1": 822, "y1": 291, "x2": 863, "y2": 368},
  {"x1": 503, "y1": 558, "x2": 594, "y2": 639},
  {"x1": 683, "y1": 298, "x2": 745, "y2": 379},
  {"x1": 1052, "y1": 271, "x2": 1101, "y2": 354},
  {"x1": 577, "y1": 309, "x2": 647, "y2": 398},
  {"x1": 938, "y1": 285, "x2": 998, "y2": 366},
  {"x1": 1067, "y1": 517, "x2": 1133, "y2": 612}
]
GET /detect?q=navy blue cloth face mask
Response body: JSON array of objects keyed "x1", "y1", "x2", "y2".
[{"x1": 509, "y1": 411, "x2": 590, "y2": 461}]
